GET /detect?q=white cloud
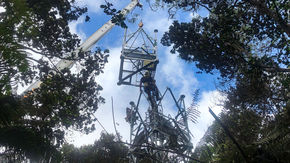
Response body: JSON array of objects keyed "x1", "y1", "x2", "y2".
[
  {"x1": 160, "y1": 48, "x2": 198, "y2": 95},
  {"x1": 74, "y1": 0, "x2": 127, "y2": 14},
  {"x1": 107, "y1": 0, "x2": 128, "y2": 9},
  {"x1": 69, "y1": 16, "x2": 86, "y2": 41},
  {"x1": 190, "y1": 90, "x2": 225, "y2": 147},
  {"x1": 0, "y1": 6, "x2": 5, "y2": 13},
  {"x1": 142, "y1": 8, "x2": 173, "y2": 38},
  {"x1": 75, "y1": 0, "x2": 102, "y2": 14},
  {"x1": 189, "y1": 12, "x2": 200, "y2": 19}
]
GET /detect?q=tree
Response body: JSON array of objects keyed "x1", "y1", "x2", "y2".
[
  {"x1": 0, "y1": 0, "x2": 90, "y2": 93},
  {"x1": 156, "y1": 0, "x2": 289, "y2": 162},
  {"x1": 0, "y1": 0, "x2": 107, "y2": 161},
  {"x1": 191, "y1": 109, "x2": 284, "y2": 163},
  {"x1": 61, "y1": 133, "x2": 129, "y2": 163},
  {"x1": 160, "y1": 0, "x2": 289, "y2": 113}
]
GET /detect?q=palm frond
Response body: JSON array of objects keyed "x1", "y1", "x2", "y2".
[{"x1": 186, "y1": 89, "x2": 201, "y2": 124}]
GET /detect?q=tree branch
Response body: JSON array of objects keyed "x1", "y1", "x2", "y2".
[
  {"x1": 248, "y1": 0, "x2": 290, "y2": 37},
  {"x1": 19, "y1": 45, "x2": 44, "y2": 56},
  {"x1": 25, "y1": 56, "x2": 41, "y2": 64},
  {"x1": 263, "y1": 67, "x2": 290, "y2": 73},
  {"x1": 193, "y1": 2, "x2": 212, "y2": 13}
]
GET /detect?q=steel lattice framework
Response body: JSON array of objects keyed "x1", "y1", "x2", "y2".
[
  {"x1": 118, "y1": 22, "x2": 158, "y2": 86},
  {"x1": 126, "y1": 89, "x2": 194, "y2": 162},
  {"x1": 119, "y1": 24, "x2": 194, "y2": 163}
]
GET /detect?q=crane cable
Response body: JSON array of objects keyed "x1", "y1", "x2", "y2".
[{"x1": 111, "y1": 96, "x2": 121, "y2": 142}]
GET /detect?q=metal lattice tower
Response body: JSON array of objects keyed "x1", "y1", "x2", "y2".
[
  {"x1": 119, "y1": 23, "x2": 193, "y2": 162},
  {"x1": 118, "y1": 22, "x2": 158, "y2": 87}
]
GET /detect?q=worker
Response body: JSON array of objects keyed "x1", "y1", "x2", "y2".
[
  {"x1": 139, "y1": 71, "x2": 160, "y2": 105},
  {"x1": 125, "y1": 107, "x2": 137, "y2": 124}
]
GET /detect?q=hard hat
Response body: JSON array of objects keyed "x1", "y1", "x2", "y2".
[
  {"x1": 145, "y1": 71, "x2": 150, "y2": 76},
  {"x1": 138, "y1": 21, "x2": 143, "y2": 28}
]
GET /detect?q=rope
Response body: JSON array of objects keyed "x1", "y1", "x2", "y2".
[
  {"x1": 94, "y1": 114, "x2": 109, "y2": 134},
  {"x1": 111, "y1": 96, "x2": 121, "y2": 141}
]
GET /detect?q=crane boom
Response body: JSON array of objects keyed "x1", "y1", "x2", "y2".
[{"x1": 24, "y1": 0, "x2": 140, "y2": 92}]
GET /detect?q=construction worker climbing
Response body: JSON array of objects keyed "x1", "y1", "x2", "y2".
[
  {"x1": 140, "y1": 71, "x2": 160, "y2": 108},
  {"x1": 125, "y1": 107, "x2": 138, "y2": 124}
]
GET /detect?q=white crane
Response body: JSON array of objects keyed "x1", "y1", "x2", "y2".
[{"x1": 24, "y1": 0, "x2": 140, "y2": 93}]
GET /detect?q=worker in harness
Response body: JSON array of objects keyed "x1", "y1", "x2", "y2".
[
  {"x1": 125, "y1": 107, "x2": 138, "y2": 124},
  {"x1": 140, "y1": 71, "x2": 160, "y2": 108}
]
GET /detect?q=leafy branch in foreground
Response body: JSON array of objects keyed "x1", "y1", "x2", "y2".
[{"x1": 0, "y1": 0, "x2": 109, "y2": 161}]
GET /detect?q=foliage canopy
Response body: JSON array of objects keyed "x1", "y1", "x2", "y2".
[
  {"x1": 0, "y1": 0, "x2": 108, "y2": 161},
  {"x1": 155, "y1": 0, "x2": 289, "y2": 162}
]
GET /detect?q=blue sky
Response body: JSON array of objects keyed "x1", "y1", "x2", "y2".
[{"x1": 66, "y1": 0, "x2": 224, "y2": 148}]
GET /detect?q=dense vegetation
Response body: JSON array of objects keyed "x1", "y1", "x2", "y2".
[
  {"x1": 0, "y1": 0, "x2": 107, "y2": 161},
  {"x1": 61, "y1": 133, "x2": 129, "y2": 163},
  {"x1": 155, "y1": 0, "x2": 289, "y2": 162}
]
